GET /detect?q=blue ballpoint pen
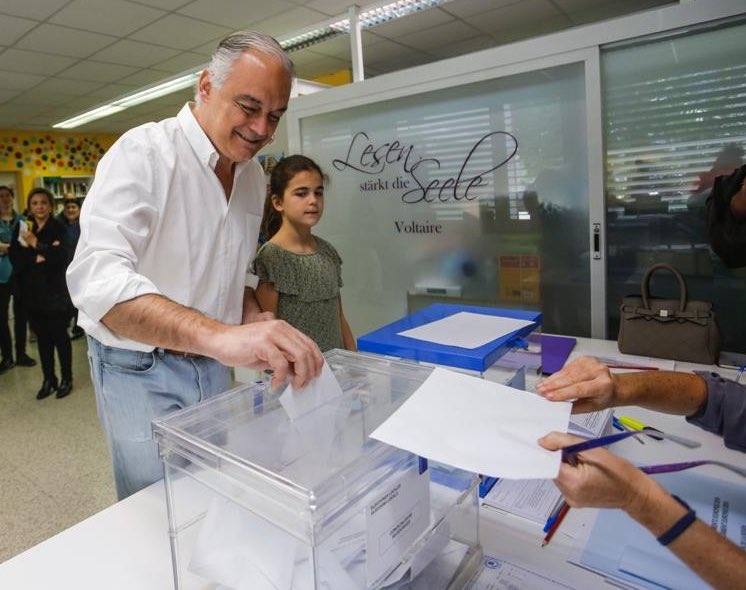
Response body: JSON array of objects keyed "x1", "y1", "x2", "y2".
[{"x1": 562, "y1": 429, "x2": 701, "y2": 465}]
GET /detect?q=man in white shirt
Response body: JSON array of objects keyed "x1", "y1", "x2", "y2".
[{"x1": 67, "y1": 31, "x2": 323, "y2": 499}]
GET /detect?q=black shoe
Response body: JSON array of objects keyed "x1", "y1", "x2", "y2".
[
  {"x1": 0, "y1": 358, "x2": 15, "y2": 374},
  {"x1": 16, "y1": 354, "x2": 37, "y2": 367},
  {"x1": 36, "y1": 379, "x2": 58, "y2": 400},
  {"x1": 56, "y1": 379, "x2": 73, "y2": 399}
]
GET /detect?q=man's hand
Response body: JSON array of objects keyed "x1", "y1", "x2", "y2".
[
  {"x1": 209, "y1": 320, "x2": 323, "y2": 389},
  {"x1": 244, "y1": 308, "x2": 274, "y2": 323},
  {"x1": 537, "y1": 356, "x2": 617, "y2": 413},
  {"x1": 539, "y1": 431, "x2": 653, "y2": 510}
]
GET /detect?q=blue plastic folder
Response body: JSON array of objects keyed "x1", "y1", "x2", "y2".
[
  {"x1": 577, "y1": 471, "x2": 746, "y2": 589},
  {"x1": 357, "y1": 304, "x2": 541, "y2": 372}
]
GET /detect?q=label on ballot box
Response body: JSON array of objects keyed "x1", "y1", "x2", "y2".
[{"x1": 366, "y1": 467, "x2": 431, "y2": 585}]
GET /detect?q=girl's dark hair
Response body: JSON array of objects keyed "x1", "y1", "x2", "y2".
[
  {"x1": 27, "y1": 187, "x2": 55, "y2": 211},
  {"x1": 261, "y1": 154, "x2": 325, "y2": 240},
  {"x1": 0, "y1": 185, "x2": 13, "y2": 196}
]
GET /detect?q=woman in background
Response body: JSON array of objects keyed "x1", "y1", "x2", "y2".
[
  {"x1": 0, "y1": 185, "x2": 35, "y2": 373},
  {"x1": 10, "y1": 188, "x2": 73, "y2": 399},
  {"x1": 56, "y1": 196, "x2": 84, "y2": 340}
]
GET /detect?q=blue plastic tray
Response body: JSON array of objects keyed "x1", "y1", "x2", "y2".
[{"x1": 357, "y1": 303, "x2": 542, "y2": 373}]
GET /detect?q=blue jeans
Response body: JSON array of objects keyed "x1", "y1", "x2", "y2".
[{"x1": 87, "y1": 337, "x2": 231, "y2": 500}]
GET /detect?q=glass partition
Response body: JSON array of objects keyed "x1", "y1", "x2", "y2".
[
  {"x1": 299, "y1": 62, "x2": 591, "y2": 337},
  {"x1": 602, "y1": 21, "x2": 746, "y2": 352}
]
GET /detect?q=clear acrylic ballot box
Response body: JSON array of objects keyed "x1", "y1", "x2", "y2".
[{"x1": 153, "y1": 350, "x2": 482, "y2": 590}]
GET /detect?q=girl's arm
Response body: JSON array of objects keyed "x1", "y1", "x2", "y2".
[
  {"x1": 255, "y1": 281, "x2": 279, "y2": 315},
  {"x1": 339, "y1": 298, "x2": 356, "y2": 351}
]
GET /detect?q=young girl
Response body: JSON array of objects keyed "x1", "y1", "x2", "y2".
[{"x1": 254, "y1": 155, "x2": 356, "y2": 352}]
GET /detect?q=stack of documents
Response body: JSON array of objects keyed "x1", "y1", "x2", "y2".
[
  {"x1": 571, "y1": 471, "x2": 746, "y2": 589},
  {"x1": 568, "y1": 408, "x2": 614, "y2": 438},
  {"x1": 481, "y1": 479, "x2": 563, "y2": 526}
]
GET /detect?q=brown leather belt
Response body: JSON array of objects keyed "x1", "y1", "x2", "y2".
[{"x1": 161, "y1": 348, "x2": 205, "y2": 359}]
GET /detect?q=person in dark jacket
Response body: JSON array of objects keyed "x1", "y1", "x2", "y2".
[
  {"x1": 0, "y1": 185, "x2": 36, "y2": 372},
  {"x1": 56, "y1": 197, "x2": 83, "y2": 340},
  {"x1": 10, "y1": 188, "x2": 73, "y2": 399}
]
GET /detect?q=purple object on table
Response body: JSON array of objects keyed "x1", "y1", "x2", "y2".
[{"x1": 541, "y1": 334, "x2": 577, "y2": 375}]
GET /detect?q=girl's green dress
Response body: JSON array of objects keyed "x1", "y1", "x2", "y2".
[{"x1": 253, "y1": 237, "x2": 344, "y2": 352}]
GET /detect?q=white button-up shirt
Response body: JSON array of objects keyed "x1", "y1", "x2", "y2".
[{"x1": 67, "y1": 103, "x2": 265, "y2": 352}]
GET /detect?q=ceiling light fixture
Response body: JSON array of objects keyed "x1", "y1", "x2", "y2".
[
  {"x1": 279, "y1": 0, "x2": 450, "y2": 52},
  {"x1": 53, "y1": 0, "x2": 450, "y2": 129},
  {"x1": 53, "y1": 71, "x2": 200, "y2": 129}
]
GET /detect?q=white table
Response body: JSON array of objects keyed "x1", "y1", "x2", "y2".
[{"x1": 1, "y1": 338, "x2": 743, "y2": 589}]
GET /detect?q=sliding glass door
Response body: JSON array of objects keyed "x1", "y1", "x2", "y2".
[{"x1": 602, "y1": 20, "x2": 746, "y2": 352}]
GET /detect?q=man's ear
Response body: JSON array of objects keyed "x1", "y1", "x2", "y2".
[{"x1": 196, "y1": 69, "x2": 212, "y2": 104}]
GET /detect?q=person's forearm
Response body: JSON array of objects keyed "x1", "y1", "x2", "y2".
[
  {"x1": 614, "y1": 371, "x2": 707, "y2": 415},
  {"x1": 241, "y1": 287, "x2": 261, "y2": 323},
  {"x1": 627, "y1": 482, "x2": 746, "y2": 590},
  {"x1": 101, "y1": 294, "x2": 226, "y2": 356}
]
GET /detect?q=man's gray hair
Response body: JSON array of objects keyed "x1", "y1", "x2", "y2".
[{"x1": 196, "y1": 31, "x2": 295, "y2": 102}]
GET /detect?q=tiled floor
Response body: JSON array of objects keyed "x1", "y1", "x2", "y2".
[{"x1": 0, "y1": 338, "x2": 115, "y2": 563}]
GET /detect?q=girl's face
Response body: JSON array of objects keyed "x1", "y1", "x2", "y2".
[
  {"x1": 29, "y1": 194, "x2": 52, "y2": 220},
  {"x1": 273, "y1": 170, "x2": 324, "y2": 230}
]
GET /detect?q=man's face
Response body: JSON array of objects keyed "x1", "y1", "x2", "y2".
[
  {"x1": 195, "y1": 51, "x2": 291, "y2": 164},
  {"x1": 64, "y1": 202, "x2": 80, "y2": 221}
]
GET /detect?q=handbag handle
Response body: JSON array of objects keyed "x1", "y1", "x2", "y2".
[{"x1": 641, "y1": 263, "x2": 687, "y2": 312}]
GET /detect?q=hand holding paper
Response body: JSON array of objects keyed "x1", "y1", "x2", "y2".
[
  {"x1": 371, "y1": 367, "x2": 572, "y2": 479},
  {"x1": 280, "y1": 360, "x2": 345, "y2": 421}
]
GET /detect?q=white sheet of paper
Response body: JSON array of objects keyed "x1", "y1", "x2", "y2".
[
  {"x1": 189, "y1": 497, "x2": 297, "y2": 590},
  {"x1": 397, "y1": 312, "x2": 534, "y2": 349},
  {"x1": 280, "y1": 360, "x2": 344, "y2": 421},
  {"x1": 370, "y1": 367, "x2": 571, "y2": 479},
  {"x1": 482, "y1": 479, "x2": 562, "y2": 524},
  {"x1": 365, "y1": 469, "x2": 431, "y2": 586}
]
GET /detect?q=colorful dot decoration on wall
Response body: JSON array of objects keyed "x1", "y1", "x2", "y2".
[{"x1": 0, "y1": 132, "x2": 114, "y2": 173}]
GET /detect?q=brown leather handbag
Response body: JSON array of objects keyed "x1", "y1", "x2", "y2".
[{"x1": 618, "y1": 263, "x2": 720, "y2": 364}]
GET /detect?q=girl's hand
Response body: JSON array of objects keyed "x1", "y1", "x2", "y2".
[{"x1": 35, "y1": 254, "x2": 46, "y2": 264}]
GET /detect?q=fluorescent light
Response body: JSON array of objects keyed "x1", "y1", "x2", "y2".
[
  {"x1": 53, "y1": 104, "x2": 126, "y2": 129},
  {"x1": 53, "y1": 71, "x2": 200, "y2": 129},
  {"x1": 280, "y1": 0, "x2": 450, "y2": 51},
  {"x1": 114, "y1": 73, "x2": 199, "y2": 108}
]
